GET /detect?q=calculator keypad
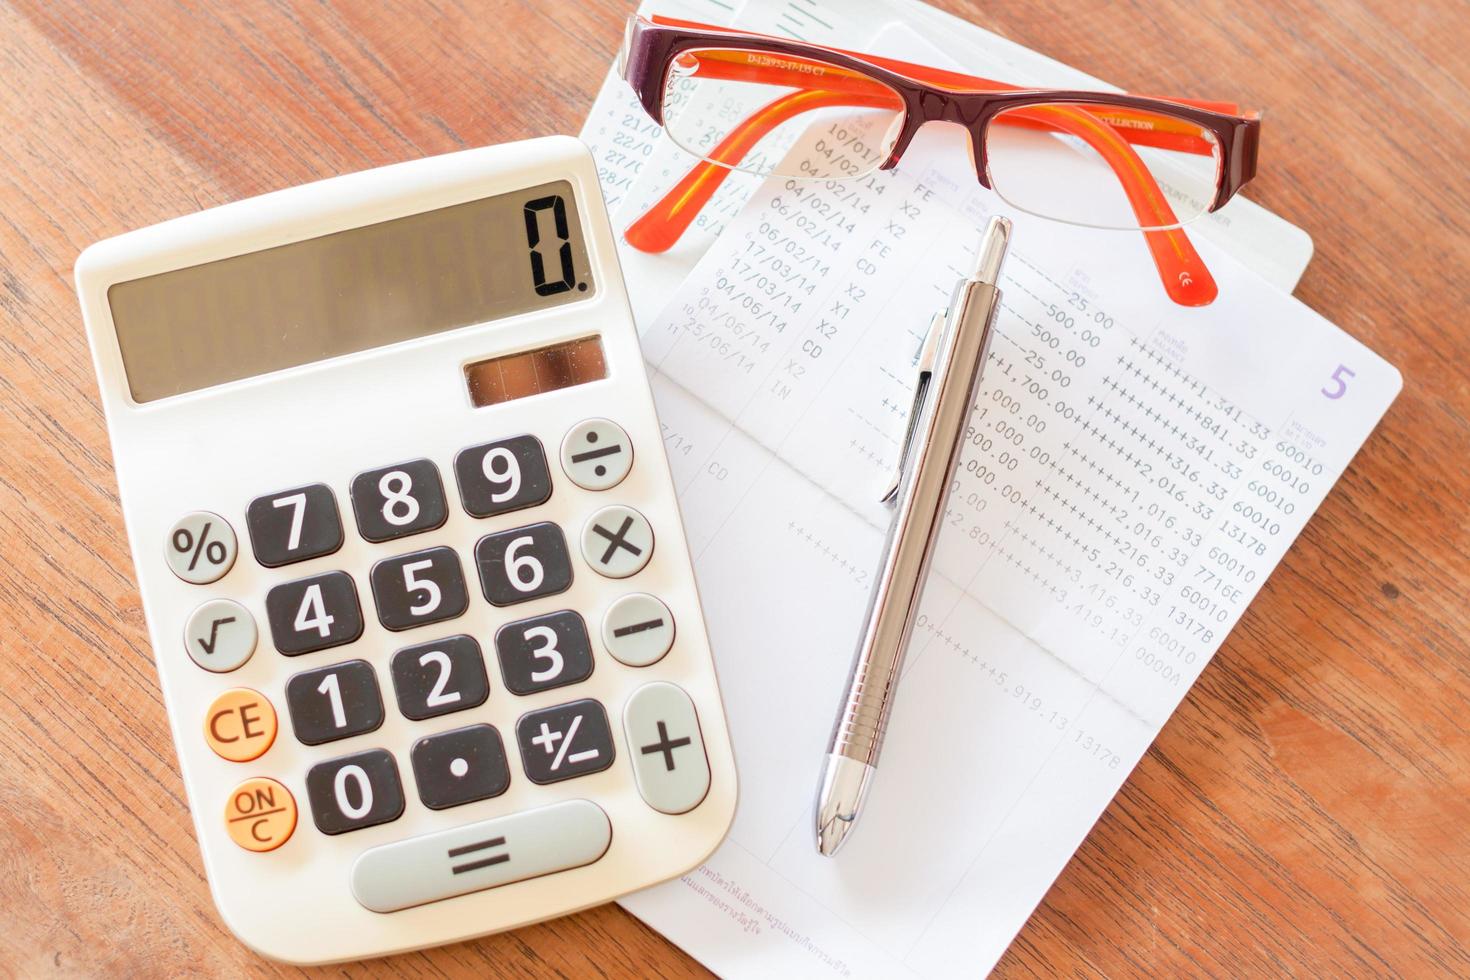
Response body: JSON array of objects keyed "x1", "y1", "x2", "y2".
[
  {"x1": 411, "y1": 724, "x2": 511, "y2": 810},
  {"x1": 390, "y1": 635, "x2": 490, "y2": 721},
  {"x1": 286, "y1": 660, "x2": 385, "y2": 745},
  {"x1": 186, "y1": 413, "x2": 714, "y2": 893},
  {"x1": 247, "y1": 483, "x2": 344, "y2": 567},
  {"x1": 265, "y1": 570, "x2": 364, "y2": 655},
  {"x1": 351, "y1": 459, "x2": 448, "y2": 543},
  {"x1": 455, "y1": 435, "x2": 553, "y2": 518},
  {"x1": 515, "y1": 699, "x2": 616, "y2": 784},
  {"x1": 475, "y1": 522, "x2": 574, "y2": 606},
  {"x1": 495, "y1": 610, "x2": 594, "y2": 695},
  {"x1": 370, "y1": 546, "x2": 469, "y2": 631},
  {"x1": 306, "y1": 748, "x2": 406, "y2": 835}
]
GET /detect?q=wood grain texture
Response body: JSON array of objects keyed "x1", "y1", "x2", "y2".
[{"x1": 0, "y1": 0, "x2": 1464, "y2": 975}]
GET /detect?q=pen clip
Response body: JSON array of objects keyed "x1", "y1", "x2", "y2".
[{"x1": 881, "y1": 308, "x2": 947, "y2": 505}]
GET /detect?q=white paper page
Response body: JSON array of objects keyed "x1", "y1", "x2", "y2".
[{"x1": 616, "y1": 119, "x2": 1400, "y2": 976}]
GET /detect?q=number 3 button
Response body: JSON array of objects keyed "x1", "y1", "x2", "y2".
[
  {"x1": 495, "y1": 610, "x2": 594, "y2": 695},
  {"x1": 350, "y1": 459, "x2": 448, "y2": 543}
]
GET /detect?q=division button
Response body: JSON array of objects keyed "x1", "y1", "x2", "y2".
[
  {"x1": 623, "y1": 682, "x2": 710, "y2": 815},
  {"x1": 560, "y1": 419, "x2": 633, "y2": 491},
  {"x1": 164, "y1": 511, "x2": 237, "y2": 584},
  {"x1": 205, "y1": 688, "x2": 278, "y2": 763},
  {"x1": 350, "y1": 800, "x2": 611, "y2": 913},
  {"x1": 183, "y1": 598, "x2": 257, "y2": 672},
  {"x1": 410, "y1": 724, "x2": 511, "y2": 810},
  {"x1": 601, "y1": 593, "x2": 675, "y2": 667},
  {"x1": 580, "y1": 505, "x2": 654, "y2": 579},
  {"x1": 224, "y1": 776, "x2": 297, "y2": 852}
]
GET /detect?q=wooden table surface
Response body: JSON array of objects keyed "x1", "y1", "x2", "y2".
[{"x1": 2, "y1": 0, "x2": 1466, "y2": 974}]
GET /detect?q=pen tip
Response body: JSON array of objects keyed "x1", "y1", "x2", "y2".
[
  {"x1": 816, "y1": 812, "x2": 855, "y2": 857},
  {"x1": 973, "y1": 216, "x2": 1011, "y2": 284}
]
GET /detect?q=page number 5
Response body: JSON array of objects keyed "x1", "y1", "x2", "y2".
[{"x1": 1322, "y1": 364, "x2": 1356, "y2": 400}]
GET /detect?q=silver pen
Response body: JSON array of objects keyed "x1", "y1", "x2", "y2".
[{"x1": 815, "y1": 216, "x2": 1012, "y2": 856}]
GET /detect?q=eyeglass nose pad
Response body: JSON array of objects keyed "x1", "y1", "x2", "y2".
[{"x1": 878, "y1": 113, "x2": 919, "y2": 171}]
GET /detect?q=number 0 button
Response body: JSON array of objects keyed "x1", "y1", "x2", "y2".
[
  {"x1": 246, "y1": 484, "x2": 343, "y2": 567},
  {"x1": 455, "y1": 435, "x2": 552, "y2": 518},
  {"x1": 265, "y1": 571, "x2": 364, "y2": 655},
  {"x1": 475, "y1": 523, "x2": 573, "y2": 606},
  {"x1": 581, "y1": 505, "x2": 653, "y2": 579},
  {"x1": 350, "y1": 459, "x2": 448, "y2": 543},
  {"x1": 306, "y1": 749, "x2": 405, "y2": 835}
]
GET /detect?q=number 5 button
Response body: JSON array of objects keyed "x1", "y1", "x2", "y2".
[{"x1": 581, "y1": 505, "x2": 653, "y2": 578}]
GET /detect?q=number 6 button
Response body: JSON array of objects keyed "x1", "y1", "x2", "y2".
[
  {"x1": 475, "y1": 523, "x2": 573, "y2": 606},
  {"x1": 350, "y1": 459, "x2": 447, "y2": 543}
]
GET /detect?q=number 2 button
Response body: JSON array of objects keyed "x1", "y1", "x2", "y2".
[
  {"x1": 247, "y1": 484, "x2": 343, "y2": 567},
  {"x1": 475, "y1": 523, "x2": 573, "y2": 606},
  {"x1": 350, "y1": 459, "x2": 448, "y2": 543},
  {"x1": 390, "y1": 635, "x2": 490, "y2": 721},
  {"x1": 266, "y1": 571, "x2": 364, "y2": 655},
  {"x1": 455, "y1": 435, "x2": 552, "y2": 518},
  {"x1": 370, "y1": 546, "x2": 469, "y2": 631}
]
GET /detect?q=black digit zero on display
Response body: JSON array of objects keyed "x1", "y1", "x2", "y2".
[
  {"x1": 474, "y1": 522, "x2": 574, "y2": 606},
  {"x1": 265, "y1": 570, "x2": 364, "y2": 656}
]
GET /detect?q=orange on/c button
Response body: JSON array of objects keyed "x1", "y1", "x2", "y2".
[
  {"x1": 225, "y1": 777, "x2": 297, "y2": 852},
  {"x1": 205, "y1": 688, "x2": 278, "y2": 763}
]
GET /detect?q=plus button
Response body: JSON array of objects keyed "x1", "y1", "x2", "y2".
[{"x1": 639, "y1": 720, "x2": 692, "y2": 772}]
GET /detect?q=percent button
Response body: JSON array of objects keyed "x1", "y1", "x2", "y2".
[{"x1": 165, "y1": 511, "x2": 238, "y2": 585}]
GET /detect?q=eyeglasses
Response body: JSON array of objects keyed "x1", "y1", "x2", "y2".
[{"x1": 617, "y1": 15, "x2": 1263, "y2": 307}]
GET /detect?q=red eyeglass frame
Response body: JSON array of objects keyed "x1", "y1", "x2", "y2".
[{"x1": 618, "y1": 15, "x2": 1263, "y2": 307}]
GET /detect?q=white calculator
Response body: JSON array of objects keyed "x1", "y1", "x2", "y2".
[{"x1": 74, "y1": 136, "x2": 736, "y2": 964}]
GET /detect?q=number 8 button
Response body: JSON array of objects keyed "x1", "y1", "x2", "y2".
[{"x1": 350, "y1": 459, "x2": 448, "y2": 543}]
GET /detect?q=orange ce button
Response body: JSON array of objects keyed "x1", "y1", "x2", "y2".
[
  {"x1": 204, "y1": 688, "x2": 278, "y2": 763},
  {"x1": 224, "y1": 777, "x2": 296, "y2": 852}
]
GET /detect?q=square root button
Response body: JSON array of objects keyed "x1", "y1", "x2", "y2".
[{"x1": 350, "y1": 800, "x2": 611, "y2": 913}]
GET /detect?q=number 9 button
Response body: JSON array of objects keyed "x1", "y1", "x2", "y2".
[{"x1": 455, "y1": 435, "x2": 552, "y2": 518}]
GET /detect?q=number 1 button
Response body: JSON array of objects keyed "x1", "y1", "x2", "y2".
[
  {"x1": 247, "y1": 484, "x2": 343, "y2": 567},
  {"x1": 455, "y1": 435, "x2": 552, "y2": 518}
]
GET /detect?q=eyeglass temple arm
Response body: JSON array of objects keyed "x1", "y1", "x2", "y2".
[{"x1": 625, "y1": 76, "x2": 1217, "y2": 304}]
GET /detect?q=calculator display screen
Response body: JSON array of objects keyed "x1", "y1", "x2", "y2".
[{"x1": 107, "y1": 180, "x2": 596, "y2": 402}]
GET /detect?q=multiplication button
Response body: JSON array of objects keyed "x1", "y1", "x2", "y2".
[
  {"x1": 184, "y1": 598, "x2": 257, "y2": 672},
  {"x1": 580, "y1": 505, "x2": 653, "y2": 578},
  {"x1": 164, "y1": 512, "x2": 237, "y2": 584},
  {"x1": 601, "y1": 594, "x2": 674, "y2": 667},
  {"x1": 560, "y1": 419, "x2": 633, "y2": 491}
]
